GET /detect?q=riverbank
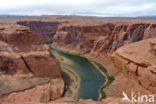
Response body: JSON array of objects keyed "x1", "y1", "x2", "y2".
[
  {"x1": 52, "y1": 52, "x2": 80, "y2": 100},
  {"x1": 51, "y1": 44, "x2": 114, "y2": 101},
  {"x1": 61, "y1": 66, "x2": 80, "y2": 100}
]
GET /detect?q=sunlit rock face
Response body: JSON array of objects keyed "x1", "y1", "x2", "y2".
[{"x1": 111, "y1": 38, "x2": 156, "y2": 93}]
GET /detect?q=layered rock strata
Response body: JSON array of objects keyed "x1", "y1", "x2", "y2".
[
  {"x1": 53, "y1": 23, "x2": 156, "y2": 54},
  {"x1": 0, "y1": 23, "x2": 64, "y2": 104}
]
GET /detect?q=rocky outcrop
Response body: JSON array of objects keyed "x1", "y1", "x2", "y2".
[
  {"x1": 17, "y1": 21, "x2": 60, "y2": 43},
  {"x1": 111, "y1": 38, "x2": 156, "y2": 93},
  {"x1": 0, "y1": 23, "x2": 61, "y2": 77},
  {"x1": 0, "y1": 23, "x2": 64, "y2": 103}
]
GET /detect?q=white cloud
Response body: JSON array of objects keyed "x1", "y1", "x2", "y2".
[{"x1": 0, "y1": 0, "x2": 156, "y2": 16}]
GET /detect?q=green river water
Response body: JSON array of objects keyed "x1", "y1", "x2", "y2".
[{"x1": 51, "y1": 49, "x2": 105, "y2": 101}]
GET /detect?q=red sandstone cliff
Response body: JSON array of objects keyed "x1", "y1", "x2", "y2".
[
  {"x1": 53, "y1": 23, "x2": 156, "y2": 54},
  {"x1": 0, "y1": 23, "x2": 64, "y2": 104},
  {"x1": 111, "y1": 38, "x2": 156, "y2": 93}
]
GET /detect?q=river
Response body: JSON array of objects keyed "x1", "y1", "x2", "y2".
[{"x1": 51, "y1": 48, "x2": 105, "y2": 101}]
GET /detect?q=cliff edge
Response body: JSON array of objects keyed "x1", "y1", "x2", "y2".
[
  {"x1": 111, "y1": 38, "x2": 156, "y2": 94},
  {"x1": 0, "y1": 23, "x2": 64, "y2": 104}
]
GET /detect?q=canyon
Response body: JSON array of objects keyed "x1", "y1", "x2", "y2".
[
  {"x1": 51, "y1": 19, "x2": 156, "y2": 99},
  {"x1": 0, "y1": 16, "x2": 156, "y2": 104}
]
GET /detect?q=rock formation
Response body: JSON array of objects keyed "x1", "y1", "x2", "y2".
[
  {"x1": 53, "y1": 23, "x2": 156, "y2": 54},
  {"x1": 53, "y1": 24, "x2": 115, "y2": 53},
  {"x1": 0, "y1": 23, "x2": 64, "y2": 104},
  {"x1": 111, "y1": 38, "x2": 156, "y2": 93},
  {"x1": 17, "y1": 21, "x2": 60, "y2": 43}
]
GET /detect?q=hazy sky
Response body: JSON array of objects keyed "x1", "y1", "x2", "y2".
[{"x1": 0, "y1": 0, "x2": 156, "y2": 17}]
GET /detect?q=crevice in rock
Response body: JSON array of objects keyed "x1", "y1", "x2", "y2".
[
  {"x1": 136, "y1": 66, "x2": 139, "y2": 76},
  {"x1": 20, "y1": 56, "x2": 34, "y2": 74},
  {"x1": 151, "y1": 70, "x2": 156, "y2": 74}
]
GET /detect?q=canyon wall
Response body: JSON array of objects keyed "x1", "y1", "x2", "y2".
[
  {"x1": 53, "y1": 23, "x2": 156, "y2": 54},
  {"x1": 0, "y1": 23, "x2": 64, "y2": 104},
  {"x1": 17, "y1": 21, "x2": 156, "y2": 54},
  {"x1": 17, "y1": 21, "x2": 60, "y2": 43}
]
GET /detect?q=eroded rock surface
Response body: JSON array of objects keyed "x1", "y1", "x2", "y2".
[
  {"x1": 53, "y1": 23, "x2": 156, "y2": 54},
  {"x1": 0, "y1": 23, "x2": 61, "y2": 77},
  {"x1": 0, "y1": 23, "x2": 64, "y2": 104},
  {"x1": 0, "y1": 78, "x2": 64, "y2": 104},
  {"x1": 111, "y1": 38, "x2": 156, "y2": 93}
]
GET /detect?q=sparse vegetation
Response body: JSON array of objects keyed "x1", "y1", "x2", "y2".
[
  {"x1": 92, "y1": 61, "x2": 114, "y2": 100},
  {"x1": 100, "y1": 88, "x2": 106, "y2": 99},
  {"x1": 60, "y1": 57, "x2": 64, "y2": 62},
  {"x1": 61, "y1": 66, "x2": 80, "y2": 99}
]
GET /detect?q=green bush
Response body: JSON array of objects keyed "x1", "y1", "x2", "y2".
[
  {"x1": 100, "y1": 88, "x2": 106, "y2": 99},
  {"x1": 60, "y1": 57, "x2": 64, "y2": 62}
]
